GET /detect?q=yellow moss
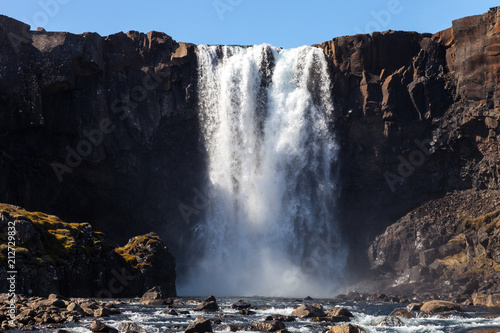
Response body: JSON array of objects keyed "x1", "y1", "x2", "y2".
[
  {"x1": 448, "y1": 233, "x2": 466, "y2": 245},
  {"x1": 114, "y1": 234, "x2": 159, "y2": 270},
  {"x1": 0, "y1": 203, "x2": 107, "y2": 266},
  {"x1": 136, "y1": 262, "x2": 152, "y2": 270},
  {"x1": 464, "y1": 210, "x2": 500, "y2": 231},
  {"x1": 438, "y1": 252, "x2": 467, "y2": 268},
  {"x1": 469, "y1": 257, "x2": 500, "y2": 273}
]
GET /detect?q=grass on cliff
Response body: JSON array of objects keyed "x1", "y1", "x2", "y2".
[{"x1": 0, "y1": 203, "x2": 111, "y2": 266}]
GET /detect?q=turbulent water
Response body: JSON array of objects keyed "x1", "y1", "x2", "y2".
[
  {"x1": 50, "y1": 297, "x2": 500, "y2": 333},
  {"x1": 179, "y1": 44, "x2": 345, "y2": 297}
]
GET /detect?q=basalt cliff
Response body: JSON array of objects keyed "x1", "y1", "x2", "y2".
[{"x1": 1, "y1": 7, "x2": 500, "y2": 298}]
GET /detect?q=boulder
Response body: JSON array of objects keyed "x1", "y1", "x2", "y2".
[
  {"x1": 325, "y1": 308, "x2": 354, "y2": 318},
  {"x1": 214, "y1": 324, "x2": 246, "y2": 332},
  {"x1": 185, "y1": 316, "x2": 213, "y2": 333},
  {"x1": 239, "y1": 308, "x2": 256, "y2": 315},
  {"x1": 421, "y1": 300, "x2": 461, "y2": 313},
  {"x1": 389, "y1": 309, "x2": 414, "y2": 318},
  {"x1": 406, "y1": 303, "x2": 421, "y2": 311},
  {"x1": 376, "y1": 316, "x2": 404, "y2": 327},
  {"x1": 310, "y1": 316, "x2": 350, "y2": 323},
  {"x1": 116, "y1": 322, "x2": 148, "y2": 333},
  {"x1": 90, "y1": 320, "x2": 118, "y2": 332},
  {"x1": 93, "y1": 307, "x2": 110, "y2": 317},
  {"x1": 264, "y1": 315, "x2": 295, "y2": 322},
  {"x1": 231, "y1": 300, "x2": 251, "y2": 310},
  {"x1": 166, "y1": 309, "x2": 179, "y2": 316},
  {"x1": 139, "y1": 286, "x2": 171, "y2": 305},
  {"x1": 472, "y1": 293, "x2": 500, "y2": 307},
  {"x1": 66, "y1": 302, "x2": 85, "y2": 315},
  {"x1": 195, "y1": 296, "x2": 219, "y2": 312},
  {"x1": 291, "y1": 304, "x2": 326, "y2": 318},
  {"x1": 328, "y1": 324, "x2": 366, "y2": 333},
  {"x1": 248, "y1": 320, "x2": 286, "y2": 332}
]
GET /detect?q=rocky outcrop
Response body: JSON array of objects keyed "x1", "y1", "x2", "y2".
[
  {"x1": 0, "y1": 203, "x2": 176, "y2": 297},
  {"x1": 115, "y1": 234, "x2": 176, "y2": 297},
  {"x1": 367, "y1": 189, "x2": 500, "y2": 299}
]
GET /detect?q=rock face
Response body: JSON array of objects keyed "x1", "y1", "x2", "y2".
[
  {"x1": 368, "y1": 189, "x2": 500, "y2": 298},
  {"x1": 315, "y1": 7, "x2": 500, "y2": 276},
  {"x1": 1, "y1": 7, "x2": 500, "y2": 293},
  {"x1": 0, "y1": 14, "x2": 202, "y2": 250},
  {"x1": 0, "y1": 203, "x2": 176, "y2": 297}
]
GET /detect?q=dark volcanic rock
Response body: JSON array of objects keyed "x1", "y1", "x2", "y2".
[
  {"x1": 139, "y1": 286, "x2": 172, "y2": 305},
  {"x1": 185, "y1": 316, "x2": 213, "y2": 333},
  {"x1": 90, "y1": 320, "x2": 118, "y2": 332},
  {"x1": 0, "y1": 15, "x2": 202, "y2": 252},
  {"x1": 376, "y1": 316, "x2": 403, "y2": 327},
  {"x1": 0, "y1": 204, "x2": 176, "y2": 297},
  {"x1": 389, "y1": 309, "x2": 414, "y2": 319},
  {"x1": 195, "y1": 296, "x2": 219, "y2": 312},
  {"x1": 248, "y1": 320, "x2": 286, "y2": 332},
  {"x1": 231, "y1": 300, "x2": 251, "y2": 310},
  {"x1": 368, "y1": 189, "x2": 500, "y2": 297},
  {"x1": 117, "y1": 322, "x2": 148, "y2": 333}
]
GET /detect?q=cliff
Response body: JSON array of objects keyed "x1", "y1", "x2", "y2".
[
  {"x1": 0, "y1": 203, "x2": 176, "y2": 297},
  {"x1": 0, "y1": 7, "x2": 499, "y2": 296},
  {"x1": 314, "y1": 7, "x2": 500, "y2": 277}
]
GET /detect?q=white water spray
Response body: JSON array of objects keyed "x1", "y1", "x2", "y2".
[{"x1": 179, "y1": 44, "x2": 345, "y2": 297}]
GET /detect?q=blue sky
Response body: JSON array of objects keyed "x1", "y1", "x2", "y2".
[{"x1": 1, "y1": 1, "x2": 496, "y2": 48}]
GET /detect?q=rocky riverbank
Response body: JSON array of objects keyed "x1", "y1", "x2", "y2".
[{"x1": 2, "y1": 294, "x2": 499, "y2": 332}]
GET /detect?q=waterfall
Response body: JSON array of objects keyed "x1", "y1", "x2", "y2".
[{"x1": 179, "y1": 44, "x2": 345, "y2": 297}]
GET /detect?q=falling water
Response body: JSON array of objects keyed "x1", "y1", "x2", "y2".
[{"x1": 179, "y1": 44, "x2": 345, "y2": 297}]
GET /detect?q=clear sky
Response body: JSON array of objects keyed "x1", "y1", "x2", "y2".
[{"x1": 1, "y1": 1, "x2": 497, "y2": 48}]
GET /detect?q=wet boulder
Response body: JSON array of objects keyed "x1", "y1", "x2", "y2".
[
  {"x1": 328, "y1": 324, "x2": 366, "y2": 333},
  {"x1": 291, "y1": 304, "x2": 325, "y2": 318},
  {"x1": 185, "y1": 316, "x2": 213, "y2": 333},
  {"x1": 421, "y1": 300, "x2": 461, "y2": 313},
  {"x1": 248, "y1": 320, "x2": 286, "y2": 332},
  {"x1": 195, "y1": 296, "x2": 219, "y2": 312},
  {"x1": 139, "y1": 286, "x2": 172, "y2": 305},
  {"x1": 389, "y1": 309, "x2": 414, "y2": 318}
]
